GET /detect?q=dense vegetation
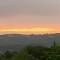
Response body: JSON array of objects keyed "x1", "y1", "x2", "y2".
[{"x1": 0, "y1": 42, "x2": 60, "y2": 60}]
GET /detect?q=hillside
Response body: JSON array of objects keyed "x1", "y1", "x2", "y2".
[{"x1": 0, "y1": 33, "x2": 60, "y2": 52}]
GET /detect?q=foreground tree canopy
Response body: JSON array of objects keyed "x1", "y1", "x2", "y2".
[{"x1": 0, "y1": 44, "x2": 60, "y2": 60}]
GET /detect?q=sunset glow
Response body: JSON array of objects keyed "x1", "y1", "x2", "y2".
[
  {"x1": 0, "y1": 28, "x2": 55, "y2": 33},
  {"x1": 0, "y1": 0, "x2": 60, "y2": 34}
]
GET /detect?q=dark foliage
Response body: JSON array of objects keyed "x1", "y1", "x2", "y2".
[{"x1": 0, "y1": 45, "x2": 60, "y2": 60}]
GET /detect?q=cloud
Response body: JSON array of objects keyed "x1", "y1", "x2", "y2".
[{"x1": 0, "y1": 0, "x2": 59, "y2": 16}]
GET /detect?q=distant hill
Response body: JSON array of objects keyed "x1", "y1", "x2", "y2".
[{"x1": 0, "y1": 33, "x2": 60, "y2": 52}]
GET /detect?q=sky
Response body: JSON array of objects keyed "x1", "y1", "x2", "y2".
[{"x1": 0, "y1": 0, "x2": 60, "y2": 34}]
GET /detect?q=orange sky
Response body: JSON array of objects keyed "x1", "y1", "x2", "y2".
[
  {"x1": 0, "y1": 15, "x2": 60, "y2": 34},
  {"x1": 0, "y1": 27, "x2": 59, "y2": 34},
  {"x1": 0, "y1": 0, "x2": 60, "y2": 34}
]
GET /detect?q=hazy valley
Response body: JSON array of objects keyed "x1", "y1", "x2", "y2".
[{"x1": 0, "y1": 33, "x2": 60, "y2": 52}]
